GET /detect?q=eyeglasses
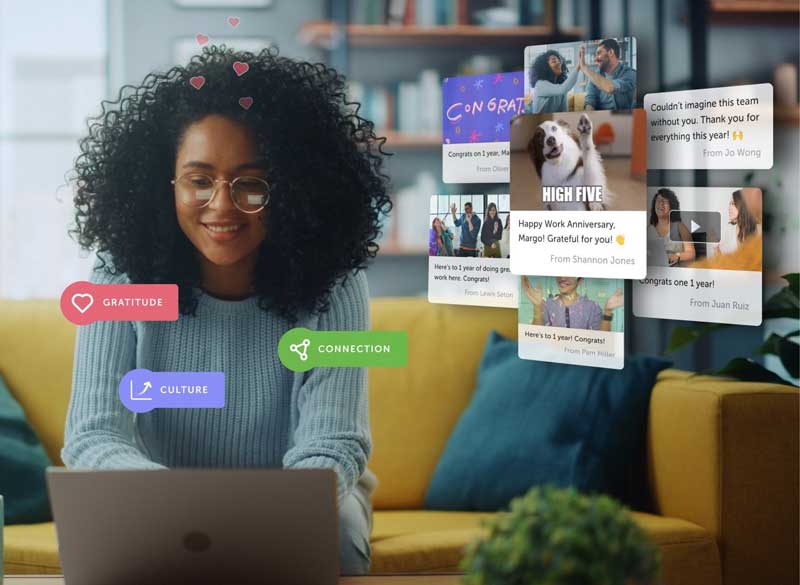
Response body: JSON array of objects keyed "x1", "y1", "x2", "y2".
[{"x1": 171, "y1": 173, "x2": 271, "y2": 214}]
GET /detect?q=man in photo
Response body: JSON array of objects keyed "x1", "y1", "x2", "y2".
[
  {"x1": 451, "y1": 201, "x2": 481, "y2": 257},
  {"x1": 582, "y1": 39, "x2": 636, "y2": 111}
]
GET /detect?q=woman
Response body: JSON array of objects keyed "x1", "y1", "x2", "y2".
[
  {"x1": 712, "y1": 189, "x2": 760, "y2": 256},
  {"x1": 429, "y1": 217, "x2": 454, "y2": 256},
  {"x1": 500, "y1": 214, "x2": 511, "y2": 258},
  {"x1": 522, "y1": 276, "x2": 623, "y2": 331},
  {"x1": 528, "y1": 45, "x2": 583, "y2": 113},
  {"x1": 63, "y1": 46, "x2": 390, "y2": 574},
  {"x1": 647, "y1": 188, "x2": 695, "y2": 267},
  {"x1": 480, "y1": 203, "x2": 503, "y2": 258}
]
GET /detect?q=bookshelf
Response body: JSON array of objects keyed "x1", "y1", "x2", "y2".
[
  {"x1": 298, "y1": 22, "x2": 582, "y2": 48},
  {"x1": 707, "y1": 0, "x2": 799, "y2": 23},
  {"x1": 309, "y1": 1, "x2": 582, "y2": 258}
]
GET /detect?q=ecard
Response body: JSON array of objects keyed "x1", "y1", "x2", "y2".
[
  {"x1": 518, "y1": 276, "x2": 624, "y2": 369},
  {"x1": 509, "y1": 110, "x2": 647, "y2": 279},
  {"x1": 442, "y1": 71, "x2": 524, "y2": 183},
  {"x1": 645, "y1": 84, "x2": 773, "y2": 169},
  {"x1": 525, "y1": 37, "x2": 637, "y2": 114},
  {"x1": 428, "y1": 194, "x2": 517, "y2": 308},
  {"x1": 633, "y1": 187, "x2": 763, "y2": 326}
]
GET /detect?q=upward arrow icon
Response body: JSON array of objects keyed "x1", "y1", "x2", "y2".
[{"x1": 139, "y1": 381, "x2": 152, "y2": 395}]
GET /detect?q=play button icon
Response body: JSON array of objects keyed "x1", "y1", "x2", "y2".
[{"x1": 670, "y1": 211, "x2": 721, "y2": 243}]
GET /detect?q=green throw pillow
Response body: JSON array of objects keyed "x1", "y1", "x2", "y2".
[{"x1": 0, "y1": 374, "x2": 52, "y2": 524}]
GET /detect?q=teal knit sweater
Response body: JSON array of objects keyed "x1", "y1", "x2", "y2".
[{"x1": 62, "y1": 261, "x2": 372, "y2": 504}]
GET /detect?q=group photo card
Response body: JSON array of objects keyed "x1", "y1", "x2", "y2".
[
  {"x1": 428, "y1": 194, "x2": 518, "y2": 308},
  {"x1": 518, "y1": 275, "x2": 625, "y2": 369},
  {"x1": 442, "y1": 71, "x2": 524, "y2": 184},
  {"x1": 645, "y1": 84, "x2": 773, "y2": 169},
  {"x1": 509, "y1": 110, "x2": 647, "y2": 279},
  {"x1": 633, "y1": 187, "x2": 763, "y2": 326},
  {"x1": 524, "y1": 36, "x2": 637, "y2": 114}
]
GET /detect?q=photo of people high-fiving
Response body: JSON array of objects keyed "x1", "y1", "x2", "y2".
[
  {"x1": 429, "y1": 195, "x2": 510, "y2": 258},
  {"x1": 524, "y1": 37, "x2": 637, "y2": 114}
]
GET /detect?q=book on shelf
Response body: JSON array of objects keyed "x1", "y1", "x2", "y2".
[
  {"x1": 347, "y1": 69, "x2": 442, "y2": 135},
  {"x1": 346, "y1": 0, "x2": 547, "y2": 26}
]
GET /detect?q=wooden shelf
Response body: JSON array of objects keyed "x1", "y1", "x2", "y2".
[
  {"x1": 708, "y1": 0, "x2": 799, "y2": 23},
  {"x1": 379, "y1": 244, "x2": 428, "y2": 256},
  {"x1": 298, "y1": 22, "x2": 582, "y2": 49},
  {"x1": 380, "y1": 131, "x2": 441, "y2": 149},
  {"x1": 775, "y1": 104, "x2": 800, "y2": 127}
]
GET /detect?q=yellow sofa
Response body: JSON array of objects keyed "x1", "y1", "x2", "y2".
[{"x1": 1, "y1": 298, "x2": 797, "y2": 585}]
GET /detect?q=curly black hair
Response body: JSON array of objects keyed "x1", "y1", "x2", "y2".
[
  {"x1": 72, "y1": 45, "x2": 390, "y2": 321},
  {"x1": 530, "y1": 50, "x2": 568, "y2": 89}
]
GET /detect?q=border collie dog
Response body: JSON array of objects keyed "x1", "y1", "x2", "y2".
[{"x1": 527, "y1": 113, "x2": 610, "y2": 211}]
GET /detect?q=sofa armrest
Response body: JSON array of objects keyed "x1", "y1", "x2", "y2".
[{"x1": 647, "y1": 369, "x2": 798, "y2": 585}]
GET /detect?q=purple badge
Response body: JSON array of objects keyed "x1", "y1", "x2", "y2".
[
  {"x1": 442, "y1": 71, "x2": 525, "y2": 146},
  {"x1": 119, "y1": 369, "x2": 225, "y2": 413}
]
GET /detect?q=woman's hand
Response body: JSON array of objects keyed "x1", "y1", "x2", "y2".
[
  {"x1": 604, "y1": 288, "x2": 624, "y2": 313},
  {"x1": 668, "y1": 253, "x2": 680, "y2": 265},
  {"x1": 578, "y1": 45, "x2": 585, "y2": 70},
  {"x1": 522, "y1": 277, "x2": 544, "y2": 306}
]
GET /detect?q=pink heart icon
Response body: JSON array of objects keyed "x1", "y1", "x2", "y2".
[
  {"x1": 239, "y1": 97, "x2": 254, "y2": 110},
  {"x1": 71, "y1": 293, "x2": 94, "y2": 315},
  {"x1": 196, "y1": 33, "x2": 209, "y2": 45},
  {"x1": 189, "y1": 76, "x2": 206, "y2": 90},
  {"x1": 232, "y1": 61, "x2": 249, "y2": 77},
  {"x1": 228, "y1": 16, "x2": 240, "y2": 27}
]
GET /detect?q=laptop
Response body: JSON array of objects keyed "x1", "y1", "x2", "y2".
[{"x1": 46, "y1": 468, "x2": 339, "y2": 585}]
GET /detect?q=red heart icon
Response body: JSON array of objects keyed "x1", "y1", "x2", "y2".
[
  {"x1": 196, "y1": 33, "x2": 209, "y2": 45},
  {"x1": 189, "y1": 76, "x2": 206, "y2": 90},
  {"x1": 232, "y1": 61, "x2": 249, "y2": 77},
  {"x1": 228, "y1": 16, "x2": 240, "y2": 27},
  {"x1": 239, "y1": 97, "x2": 254, "y2": 110}
]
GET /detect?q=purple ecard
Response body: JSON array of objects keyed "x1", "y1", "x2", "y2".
[
  {"x1": 119, "y1": 369, "x2": 225, "y2": 413},
  {"x1": 442, "y1": 71, "x2": 525, "y2": 146}
]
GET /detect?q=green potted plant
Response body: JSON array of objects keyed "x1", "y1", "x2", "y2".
[{"x1": 461, "y1": 486, "x2": 660, "y2": 585}]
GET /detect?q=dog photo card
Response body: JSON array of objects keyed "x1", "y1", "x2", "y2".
[
  {"x1": 524, "y1": 37, "x2": 637, "y2": 114},
  {"x1": 518, "y1": 275, "x2": 625, "y2": 369},
  {"x1": 442, "y1": 71, "x2": 524, "y2": 183},
  {"x1": 509, "y1": 110, "x2": 647, "y2": 279},
  {"x1": 428, "y1": 194, "x2": 518, "y2": 308},
  {"x1": 633, "y1": 187, "x2": 763, "y2": 325}
]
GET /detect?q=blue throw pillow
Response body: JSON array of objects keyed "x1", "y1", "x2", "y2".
[
  {"x1": 425, "y1": 331, "x2": 671, "y2": 511},
  {"x1": 0, "y1": 374, "x2": 52, "y2": 524}
]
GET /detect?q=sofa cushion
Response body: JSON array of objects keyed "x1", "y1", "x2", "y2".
[
  {"x1": 370, "y1": 510, "x2": 719, "y2": 584},
  {"x1": 425, "y1": 331, "x2": 670, "y2": 511},
  {"x1": 0, "y1": 374, "x2": 53, "y2": 524}
]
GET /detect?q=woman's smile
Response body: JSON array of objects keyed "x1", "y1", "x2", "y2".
[{"x1": 202, "y1": 220, "x2": 247, "y2": 241}]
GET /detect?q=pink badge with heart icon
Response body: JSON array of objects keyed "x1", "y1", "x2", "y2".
[{"x1": 60, "y1": 282, "x2": 179, "y2": 325}]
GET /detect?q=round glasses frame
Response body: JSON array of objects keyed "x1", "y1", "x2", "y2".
[{"x1": 171, "y1": 173, "x2": 271, "y2": 214}]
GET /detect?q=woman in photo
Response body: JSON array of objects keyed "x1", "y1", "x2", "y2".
[
  {"x1": 522, "y1": 276, "x2": 623, "y2": 331},
  {"x1": 480, "y1": 202, "x2": 503, "y2": 258},
  {"x1": 712, "y1": 189, "x2": 761, "y2": 256},
  {"x1": 529, "y1": 45, "x2": 584, "y2": 113},
  {"x1": 429, "y1": 216, "x2": 454, "y2": 256},
  {"x1": 63, "y1": 46, "x2": 390, "y2": 574},
  {"x1": 647, "y1": 188, "x2": 696, "y2": 267}
]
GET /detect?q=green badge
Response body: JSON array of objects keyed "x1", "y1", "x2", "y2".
[{"x1": 278, "y1": 328, "x2": 408, "y2": 372}]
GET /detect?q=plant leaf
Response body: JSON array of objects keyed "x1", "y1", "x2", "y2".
[
  {"x1": 714, "y1": 358, "x2": 795, "y2": 386},
  {"x1": 666, "y1": 323, "x2": 726, "y2": 354},
  {"x1": 757, "y1": 334, "x2": 800, "y2": 379}
]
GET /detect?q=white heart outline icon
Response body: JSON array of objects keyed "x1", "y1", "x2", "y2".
[{"x1": 71, "y1": 293, "x2": 94, "y2": 314}]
